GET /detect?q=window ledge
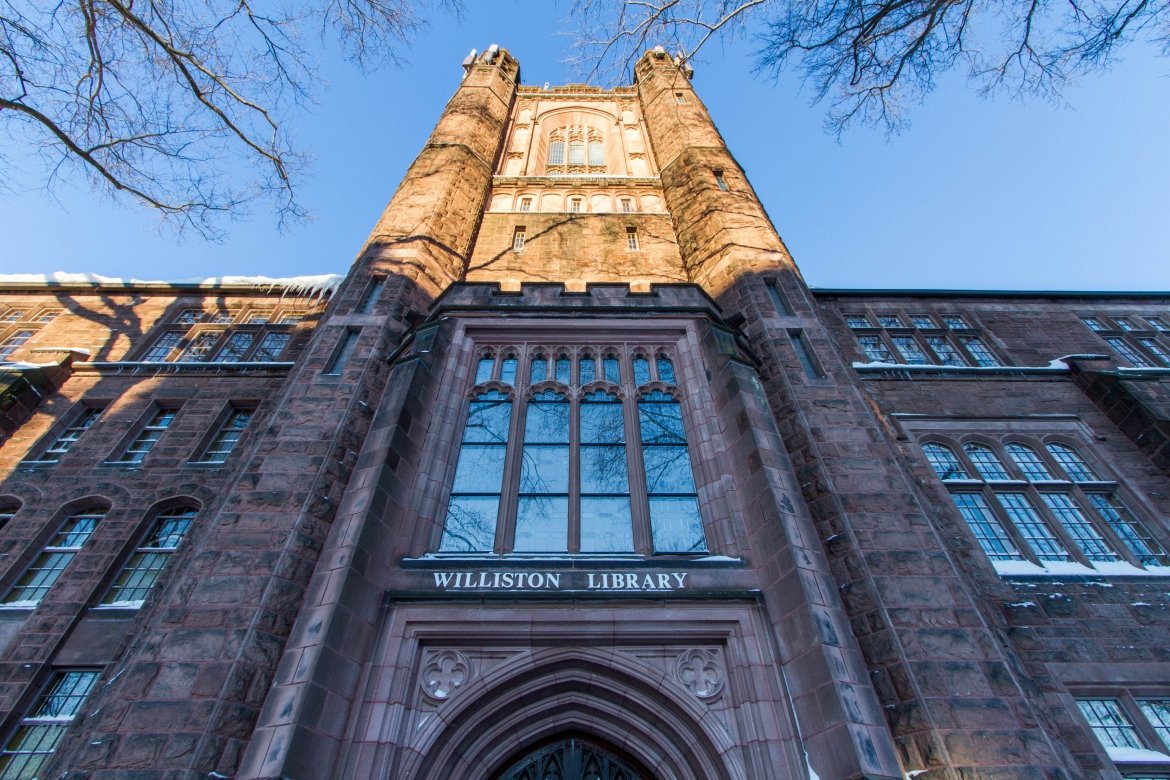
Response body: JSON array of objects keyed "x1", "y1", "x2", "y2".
[
  {"x1": 993, "y1": 560, "x2": 1170, "y2": 578},
  {"x1": 1106, "y1": 745, "x2": 1170, "y2": 764},
  {"x1": 403, "y1": 554, "x2": 745, "y2": 569}
]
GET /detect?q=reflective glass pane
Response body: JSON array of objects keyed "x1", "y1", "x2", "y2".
[
  {"x1": 500, "y1": 358, "x2": 518, "y2": 385},
  {"x1": 639, "y1": 402, "x2": 685, "y2": 444},
  {"x1": 579, "y1": 356, "x2": 596, "y2": 384},
  {"x1": 649, "y1": 497, "x2": 706, "y2": 552},
  {"x1": 581, "y1": 498, "x2": 634, "y2": 552},
  {"x1": 440, "y1": 497, "x2": 499, "y2": 551},
  {"x1": 514, "y1": 497, "x2": 568, "y2": 551},
  {"x1": 581, "y1": 402, "x2": 624, "y2": 444},
  {"x1": 633, "y1": 357, "x2": 651, "y2": 385},
  {"x1": 475, "y1": 357, "x2": 494, "y2": 384},
  {"x1": 581, "y1": 446, "x2": 629, "y2": 493},
  {"x1": 525, "y1": 402, "x2": 569, "y2": 443},
  {"x1": 519, "y1": 445, "x2": 569, "y2": 493},
  {"x1": 529, "y1": 356, "x2": 547, "y2": 383},
  {"x1": 603, "y1": 357, "x2": 620, "y2": 383},
  {"x1": 451, "y1": 446, "x2": 507, "y2": 493},
  {"x1": 463, "y1": 398, "x2": 511, "y2": 443},
  {"x1": 643, "y1": 446, "x2": 696, "y2": 494},
  {"x1": 964, "y1": 444, "x2": 1011, "y2": 480},
  {"x1": 656, "y1": 356, "x2": 676, "y2": 384},
  {"x1": 555, "y1": 357, "x2": 571, "y2": 384}
]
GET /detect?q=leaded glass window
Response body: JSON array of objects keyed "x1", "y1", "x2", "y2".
[
  {"x1": 0, "y1": 671, "x2": 100, "y2": 779},
  {"x1": 3, "y1": 511, "x2": 103, "y2": 606},
  {"x1": 101, "y1": 507, "x2": 196, "y2": 606}
]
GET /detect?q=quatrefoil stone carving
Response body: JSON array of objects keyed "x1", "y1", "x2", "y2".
[
  {"x1": 421, "y1": 650, "x2": 471, "y2": 700},
  {"x1": 675, "y1": 648, "x2": 724, "y2": 699}
]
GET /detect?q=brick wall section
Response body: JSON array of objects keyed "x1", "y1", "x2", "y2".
[
  {"x1": 466, "y1": 212, "x2": 687, "y2": 283},
  {"x1": 851, "y1": 372, "x2": 1170, "y2": 777}
]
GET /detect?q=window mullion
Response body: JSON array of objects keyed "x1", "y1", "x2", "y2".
[
  {"x1": 497, "y1": 392, "x2": 526, "y2": 554},
  {"x1": 624, "y1": 392, "x2": 652, "y2": 555},
  {"x1": 568, "y1": 397, "x2": 581, "y2": 554}
]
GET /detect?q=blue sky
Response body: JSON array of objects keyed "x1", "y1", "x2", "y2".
[{"x1": 1, "y1": 1, "x2": 1168, "y2": 290}]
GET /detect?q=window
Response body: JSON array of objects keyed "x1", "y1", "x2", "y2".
[
  {"x1": 253, "y1": 332, "x2": 290, "y2": 361},
  {"x1": 115, "y1": 407, "x2": 176, "y2": 464},
  {"x1": 0, "y1": 503, "x2": 19, "y2": 531},
  {"x1": 2, "y1": 308, "x2": 29, "y2": 322},
  {"x1": 512, "y1": 227, "x2": 526, "y2": 251},
  {"x1": 626, "y1": 227, "x2": 639, "y2": 250},
  {"x1": 34, "y1": 408, "x2": 101, "y2": 463},
  {"x1": 569, "y1": 199, "x2": 583, "y2": 213},
  {"x1": 1147, "y1": 317, "x2": 1169, "y2": 332},
  {"x1": 1082, "y1": 315, "x2": 1170, "y2": 368},
  {"x1": 568, "y1": 141, "x2": 585, "y2": 165},
  {"x1": 588, "y1": 140, "x2": 605, "y2": 166},
  {"x1": 3, "y1": 510, "x2": 104, "y2": 606},
  {"x1": 942, "y1": 315, "x2": 969, "y2": 329},
  {"x1": 324, "y1": 330, "x2": 360, "y2": 376},
  {"x1": 143, "y1": 306, "x2": 306, "y2": 363},
  {"x1": 196, "y1": 408, "x2": 252, "y2": 464},
  {"x1": 143, "y1": 332, "x2": 183, "y2": 362},
  {"x1": 714, "y1": 170, "x2": 728, "y2": 191},
  {"x1": 921, "y1": 436, "x2": 1169, "y2": 575},
  {"x1": 845, "y1": 315, "x2": 871, "y2": 329},
  {"x1": 101, "y1": 507, "x2": 196, "y2": 607},
  {"x1": 674, "y1": 92, "x2": 687, "y2": 104},
  {"x1": 849, "y1": 310, "x2": 1003, "y2": 367},
  {"x1": 789, "y1": 331, "x2": 824, "y2": 379},
  {"x1": 215, "y1": 332, "x2": 254, "y2": 362},
  {"x1": 439, "y1": 348, "x2": 705, "y2": 555},
  {"x1": 179, "y1": 331, "x2": 221, "y2": 361},
  {"x1": 519, "y1": 198, "x2": 532, "y2": 213},
  {"x1": 767, "y1": 281, "x2": 791, "y2": 316},
  {"x1": 0, "y1": 330, "x2": 35, "y2": 361},
  {"x1": 1077, "y1": 695, "x2": 1170, "y2": 772},
  {"x1": 620, "y1": 198, "x2": 632, "y2": 213},
  {"x1": 358, "y1": 277, "x2": 386, "y2": 314},
  {"x1": 548, "y1": 139, "x2": 565, "y2": 166},
  {"x1": 34, "y1": 309, "x2": 60, "y2": 323},
  {"x1": 0, "y1": 670, "x2": 100, "y2": 778}
]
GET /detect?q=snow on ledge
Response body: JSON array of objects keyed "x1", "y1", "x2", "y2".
[
  {"x1": 1106, "y1": 745, "x2": 1170, "y2": 763},
  {"x1": 993, "y1": 559, "x2": 1170, "y2": 577},
  {"x1": 0, "y1": 272, "x2": 343, "y2": 301}
]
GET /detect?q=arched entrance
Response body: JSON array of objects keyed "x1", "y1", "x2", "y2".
[{"x1": 495, "y1": 736, "x2": 650, "y2": 780}]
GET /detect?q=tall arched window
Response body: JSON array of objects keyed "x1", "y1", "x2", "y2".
[
  {"x1": 639, "y1": 390, "x2": 705, "y2": 553},
  {"x1": 441, "y1": 390, "x2": 512, "y2": 552},
  {"x1": 102, "y1": 505, "x2": 198, "y2": 607},
  {"x1": 3, "y1": 507, "x2": 105, "y2": 606}
]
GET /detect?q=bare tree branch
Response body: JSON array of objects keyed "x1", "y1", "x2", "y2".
[
  {"x1": 0, "y1": 0, "x2": 459, "y2": 237},
  {"x1": 571, "y1": 0, "x2": 1169, "y2": 133}
]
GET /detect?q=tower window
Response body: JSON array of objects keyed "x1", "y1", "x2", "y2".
[
  {"x1": 714, "y1": 170, "x2": 728, "y2": 191},
  {"x1": 675, "y1": 92, "x2": 687, "y2": 104},
  {"x1": 548, "y1": 140, "x2": 565, "y2": 166},
  {"x1": 513, "y1": 226, "x2": 526, "y2": 251},
  {"x1": 569, "y1": 199, "x2": 583, "y2": 213},
  {"x1": 626, "y1": 227, "x2": 639, "y2": 251},
  {"x1": 621, "y1": 198, "x2": 633, "y2": 213},
  {"x1": 588, "y1": 140, "x2": 605, "y2": 166},
  {"x1": 519, "y1": 197, "x2": 532, "y2": 212},
  {"x1": 324, "y1": 329, "x2": 360, "y2": 375},
  {"x1": 358, "y1": 276, "x2": 386, "y2": 314},
  {"x1": 568, "y1": 141, "x2": 585, "y2": 165}
]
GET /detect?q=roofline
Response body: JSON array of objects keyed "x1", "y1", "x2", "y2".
[{"x1": 810, "y1": 287, "x2": 1170, "y2": 299}]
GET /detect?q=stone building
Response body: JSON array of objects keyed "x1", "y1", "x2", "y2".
[{"x1": 1, "y1": 45, "x2": 1169, "y2": 779}]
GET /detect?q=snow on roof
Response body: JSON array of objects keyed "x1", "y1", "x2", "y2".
[{"x1": 0, "y1": 272, "x2": 344, "y2": 301}]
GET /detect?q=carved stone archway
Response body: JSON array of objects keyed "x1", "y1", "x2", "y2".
[{"x1": 398, "y1": 647, "x2": 745, "y2": 780}]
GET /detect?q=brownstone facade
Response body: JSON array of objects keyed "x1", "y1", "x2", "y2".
[{"x1": 1, "y1": 46, "x2": 1169, "y2": 779}]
